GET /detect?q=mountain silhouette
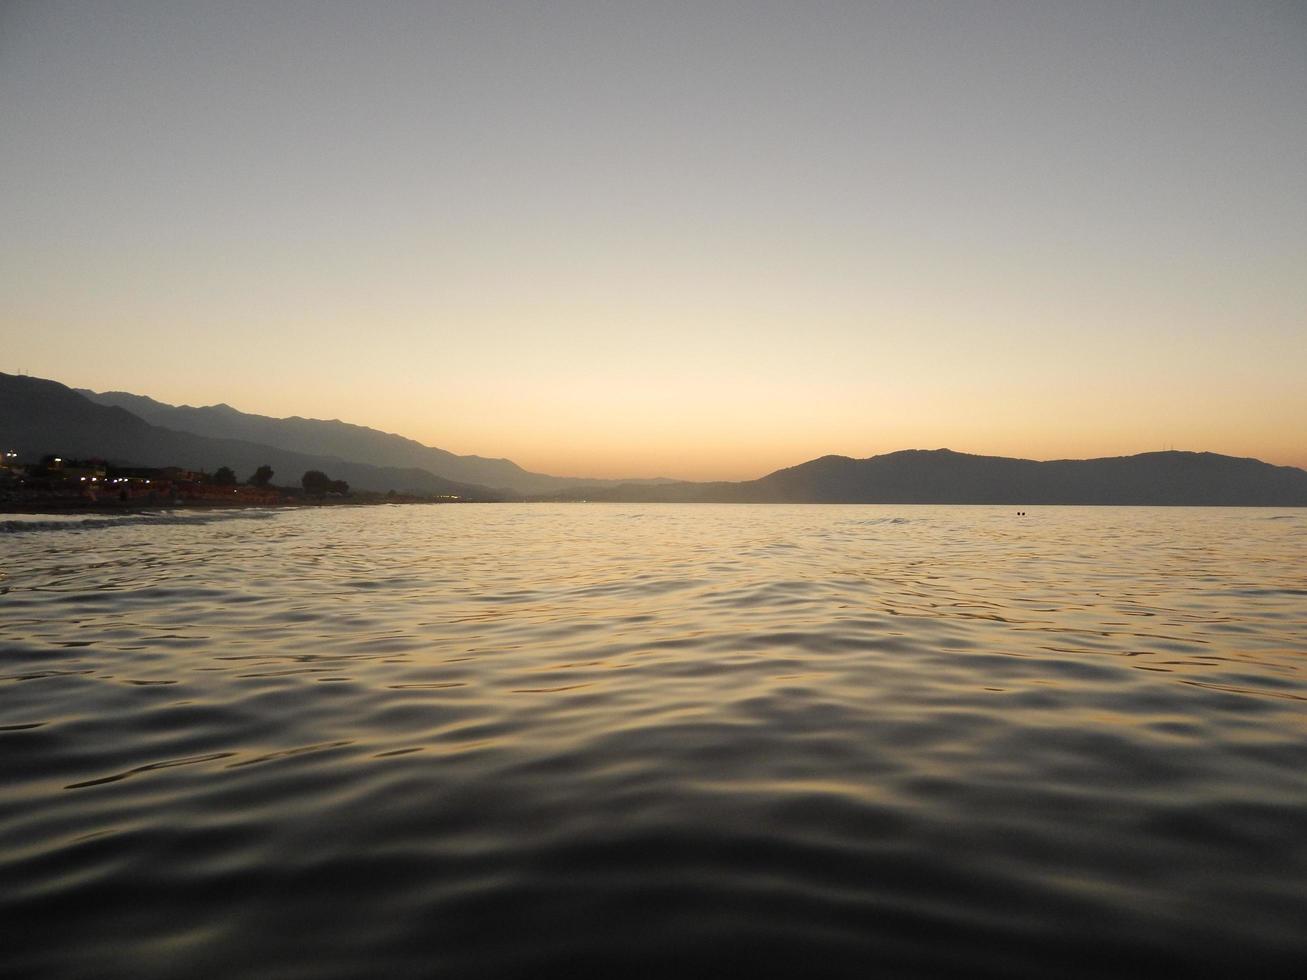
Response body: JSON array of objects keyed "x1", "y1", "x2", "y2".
[
  {"x1": 538, "y1": 449, "x2": 1307, "y2": 506},
  {"x1": 2, "y1": 373, "x2": 504, "y2": 500},
  {"x1": 8, "y1": 373, "x2": 1306, "y2": 506},
  {"x1": 78, "y1": 388, "x2": 657, "y2": 494}
]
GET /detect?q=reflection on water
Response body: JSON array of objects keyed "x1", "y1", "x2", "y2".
[{"x1": 2, "y1": 504, "x2": 1305, "y2": 977}]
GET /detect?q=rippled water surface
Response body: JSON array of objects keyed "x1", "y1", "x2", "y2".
[{"x1": 3, "y1": 504, "x2": 1306, "y2": 978}]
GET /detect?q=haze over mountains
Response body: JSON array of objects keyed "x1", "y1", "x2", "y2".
[
  {"x1": 78, "y1": 389, "x2": 645, "y2": 494},
  {"x1": 2, "y1": 374, "x2": 503, "y2": 500},
  {"x1": 550, "y1": 450, "x2": 1307, "y2": 507},
  {"x1": 4, "y1": 372, "x2": 1306, "y2": 506}
]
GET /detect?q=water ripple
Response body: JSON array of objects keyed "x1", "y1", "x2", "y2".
[{"x1": 2, "y1": 503, "x2": 1305, "y2": 977}]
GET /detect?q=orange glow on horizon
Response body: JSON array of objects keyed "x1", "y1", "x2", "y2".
[{"x1": 3, "y1": 2, "x2": 1304, "y2": 483}]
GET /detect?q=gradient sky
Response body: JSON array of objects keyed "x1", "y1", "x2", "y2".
[{"x1": 2, "y1": 1, "x2": 1304, "y2": 479}]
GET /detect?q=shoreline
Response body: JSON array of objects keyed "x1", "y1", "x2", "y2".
[
  {"x1": 4, "y1": 498, "x2": 1303, "y2": 516},
  {"x1": 0, "y1": 496, "x2": 470, "y2": 516}
]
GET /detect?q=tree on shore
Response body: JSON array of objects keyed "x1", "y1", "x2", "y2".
[
  {"x1": 250, "y1": 464, "x2": 274, "y2": 487},
  {"x1": 213, "y1": 466, "x2": 238, "y2": 486},
  {"x1": 303, "y1": 470, "x2": 350, "y2": 495}
]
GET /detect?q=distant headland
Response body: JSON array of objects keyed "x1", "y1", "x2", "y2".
[{"x1": 3, "y1": 372, "x2": 1305, "y2": 507}]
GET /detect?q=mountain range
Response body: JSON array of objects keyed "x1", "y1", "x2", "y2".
[
  {"x1": 539, "y1": 449, "x2": 1307, "y2": 506},
  {"x1": 2, "y1": 373, "x2": 503, "y2": 500},
  {"x1": 76, "y1": 388, "x2": 648, "y2": 494},
  {"x1": 4, "y1": 371, "x2": 1305, "y2": 506}
]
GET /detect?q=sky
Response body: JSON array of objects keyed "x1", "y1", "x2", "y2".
[{"x1": 2, "y1": 0, "x2": 1304, "y2": 480}]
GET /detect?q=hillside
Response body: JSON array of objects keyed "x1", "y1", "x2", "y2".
[
  {"x1": 79, "y1": 389, "x2": 653, "y2": 494},
  {"x1": 12, "y1": 373, "x2": 1306, "y2": 506},
  {"x1": 540, "y1": 449, "x2": 1307, "y2": 506},
  {"x1": 1, "y1": 373, "x2": 504, "y2": 500}
]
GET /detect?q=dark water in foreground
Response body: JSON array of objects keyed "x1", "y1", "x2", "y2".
[{"x1": 2, "y1": 504, "x2": 1305, "y2": 978}]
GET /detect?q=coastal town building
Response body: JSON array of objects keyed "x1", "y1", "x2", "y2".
[{"x1": 0, "y1": 455, "x2": 284, "y2": 507}]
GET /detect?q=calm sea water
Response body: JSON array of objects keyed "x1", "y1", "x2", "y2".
[{"x1": 2, "y1": 504, "x2": 1305, "y2": 978}]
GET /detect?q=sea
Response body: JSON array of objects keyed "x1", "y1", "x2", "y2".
[{"x1": 2, "y1": 504, "x2": 1305, "y2": 978}]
